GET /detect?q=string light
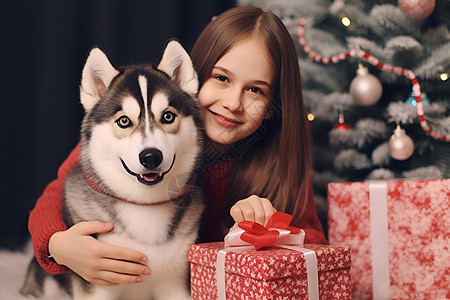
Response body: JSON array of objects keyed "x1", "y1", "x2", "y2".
[
  {"x1": 440, "y1": 73, "x2": 448, "y2": 81},
  {"x1": 341, "y1": 17, "x2": 351, "y2": 27},
  {"x1": 307, "y1": 113, "x2": 315, "y2": 121}
]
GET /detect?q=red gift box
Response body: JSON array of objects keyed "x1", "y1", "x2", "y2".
[
  {"x1": 188, "y1": 242, "x2": 352, "y2": 299},
  {"x1": 328, "y1": 179, "x2": 450, "y2": 299}
]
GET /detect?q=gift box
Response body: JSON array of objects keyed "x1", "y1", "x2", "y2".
[
  {"x1": 188, "y1": 242, "x2": 351, "y2": 299},
  {"x1": 328, "y1": 179, "x2": 450, "y2": 300}
]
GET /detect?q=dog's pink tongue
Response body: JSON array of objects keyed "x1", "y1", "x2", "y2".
[{"x1": 142, "y1": 173, "x2": 159, "y2": 181}]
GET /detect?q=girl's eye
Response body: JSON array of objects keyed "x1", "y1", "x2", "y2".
[
  {"x1": 161, "y1": 111, "x2": 176, "y2": 124},
  {"x1": 116, "y1": 116, "x2": 132, "y2": 128},
  {"x1": 249, "y1": 87, "x2": 264, "y2": 95},
  {"x1": 215, "y1": 75, "x2": 228, "y2": 82}
]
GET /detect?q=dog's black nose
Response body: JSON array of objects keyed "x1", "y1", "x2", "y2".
[{"x1": 139, "y1": 148, "x2": 163, "y2": 170}]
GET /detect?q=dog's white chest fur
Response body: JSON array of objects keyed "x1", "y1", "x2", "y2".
[
  {"x1": 94, "y1": 202, "x2": 201, "y2": 300},
  {"x1": 113, "y1": 202, "x2": 176, "y2": 244},
  {"x1": 101, "y1": 201, "x2": 201, "y2": 258}
]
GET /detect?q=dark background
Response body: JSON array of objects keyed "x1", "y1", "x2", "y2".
[{"x1": 0, "y1": 0, "x2": 235, "y2": 249}]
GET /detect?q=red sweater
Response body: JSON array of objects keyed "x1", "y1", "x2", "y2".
[{"x1": 29, "y1": 144, "x2": 327, "y2": 274}]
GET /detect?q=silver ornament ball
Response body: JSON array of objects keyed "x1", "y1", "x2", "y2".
[
  {"x1": 350, "y1": 67, "x2": 383, "y2": 106},
  {"x1": 389, "y1": 126, "x2": 414, "y2": 160}
]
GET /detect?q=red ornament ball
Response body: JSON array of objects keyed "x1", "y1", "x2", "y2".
[
  {"x1": 333, "y1": 114, "x2": 352, "y2": 131},
  {"x1": 398, "y1": 0, "x2": 435, "y2": 20},
  {"x1": 333, "y1": 122, "x2": 352, "y2": 131}
]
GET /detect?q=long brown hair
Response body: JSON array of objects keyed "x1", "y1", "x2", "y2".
[{"x1": 190, "y1": 6, "x2": 312, "y2": 226}]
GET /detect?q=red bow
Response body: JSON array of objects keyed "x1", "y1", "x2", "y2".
[{"x1": 238, "y1": 212, "x2": 302, "y2": 250}]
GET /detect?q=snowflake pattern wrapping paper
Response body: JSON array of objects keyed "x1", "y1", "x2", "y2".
[
  {"x1": 328, "y1": 179, "x2": 450, "y2": 300},
  {"x1": 188, "y1": 242, "x2": 351, "y2": 299}
]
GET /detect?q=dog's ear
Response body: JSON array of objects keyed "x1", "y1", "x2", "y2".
[
  {"x1": 157, "y1": 40, "x2": 199, "y2": 95},
  {"x1": 80, "y1": 48, "x2": 119, "y2": 112}
]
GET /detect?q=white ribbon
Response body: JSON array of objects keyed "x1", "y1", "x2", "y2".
[
  {"x1": 279, "y1": 245, "x2": 319, "y2": 300},
  {"x1": 216, "y1": 224, "x2": 319, "y2": 300},
  {"x1": 216, "y1": 247, "x2": 252, "y2": 300},
  {"x1": 369, "y1": 181, "x2": 390, "y2": 300}
]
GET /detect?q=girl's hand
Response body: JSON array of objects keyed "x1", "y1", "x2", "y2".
[
  {"x1": 49, "y1": 221, "x2": 151, "y2": 286},
  {"x1": 230, "y1": 195, "x2": 276, "y2": 226}
]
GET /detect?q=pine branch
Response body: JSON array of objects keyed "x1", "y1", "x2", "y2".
[
  {"x1": 334, "y1": 149, "x2": 372, "y2": 172},
  {"x1": 369, "y1": 4, "x2": 421, "y2": 38},
  {"x1": 371, "y1": 142, "x2": 391, "y2": 167},
  {"x1": 329, "y1": 119, "x2": 388, "y2": 149},
  {"x1": 367, "y1": 168, "x2": 395, "y2": 180},
  {"x1": 402, "y1": 166, "x2": 444, "y2": 179},
  {"x1": 414, "y1": 41, "x2": 450, "y2": 79}
]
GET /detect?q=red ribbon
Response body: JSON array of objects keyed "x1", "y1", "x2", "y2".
[{"x1": 238, "y1": 212, "x2": 301, "y2": 250}]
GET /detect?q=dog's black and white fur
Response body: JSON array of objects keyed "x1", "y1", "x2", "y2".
[{"x1": 21, "y1": 41, "x2": 204, "y2": 300}]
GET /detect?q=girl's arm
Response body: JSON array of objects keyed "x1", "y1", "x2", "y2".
[
  {"x1": 230, "y1": 192, "x2": 327, "y2": 244},
  {"x1": 28, "y1": 143, "x2": 81, "y2": 274},
  {"x1": 296, "y1": 192, "x2": 328, "y2": 244}
]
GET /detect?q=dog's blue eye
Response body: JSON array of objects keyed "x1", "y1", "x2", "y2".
[
  {"x1": 116, "y1": 116, "x2": 132, "y2": 128},
  {"x1": 161, "y1": 111, "x2": 176, "y2": 124}
]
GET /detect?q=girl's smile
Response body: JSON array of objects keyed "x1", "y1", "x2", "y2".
[{"x1": 208, "y1": 109, "x2": 243, "y2": 128}]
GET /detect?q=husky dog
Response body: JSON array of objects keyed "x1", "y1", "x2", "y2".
[{"x1": 21, "y1": 40, "x2": 204, "y2": 300}]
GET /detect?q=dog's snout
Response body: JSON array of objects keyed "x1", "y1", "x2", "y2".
[{"x1": 139, "y1": 148, "x2": 163, "y2": 170}]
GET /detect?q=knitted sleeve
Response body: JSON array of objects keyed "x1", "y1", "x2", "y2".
[
  {"x1": 28, "y1": 143, "x2": 80, "y2": 274},
  {"x1": 297, "y1": 186, "x2": 328, "y2": 245}
]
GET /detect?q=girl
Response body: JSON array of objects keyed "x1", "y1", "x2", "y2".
[{"x1": 28, "y1": 6, "x2": 327, "y2": 287}]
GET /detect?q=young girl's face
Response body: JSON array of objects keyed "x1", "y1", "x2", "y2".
[{"x1": 198, "y1": 37, "x2": 275, "y2": 145}]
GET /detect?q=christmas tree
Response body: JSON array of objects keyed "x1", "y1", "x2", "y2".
[{"x1": 238, "y1": 0, "x2": 450, "y2": 233}]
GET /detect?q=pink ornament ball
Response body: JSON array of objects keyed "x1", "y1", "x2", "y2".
[
  {"x1": 349, "y1": 67, "x2": 383, "y2": 106},
  {"x1": 389, "y1": 126, "x2": 414, "y2": 160},
  {"x1": 398, "y1": 0, "x2": 436, "y2": 20}
]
